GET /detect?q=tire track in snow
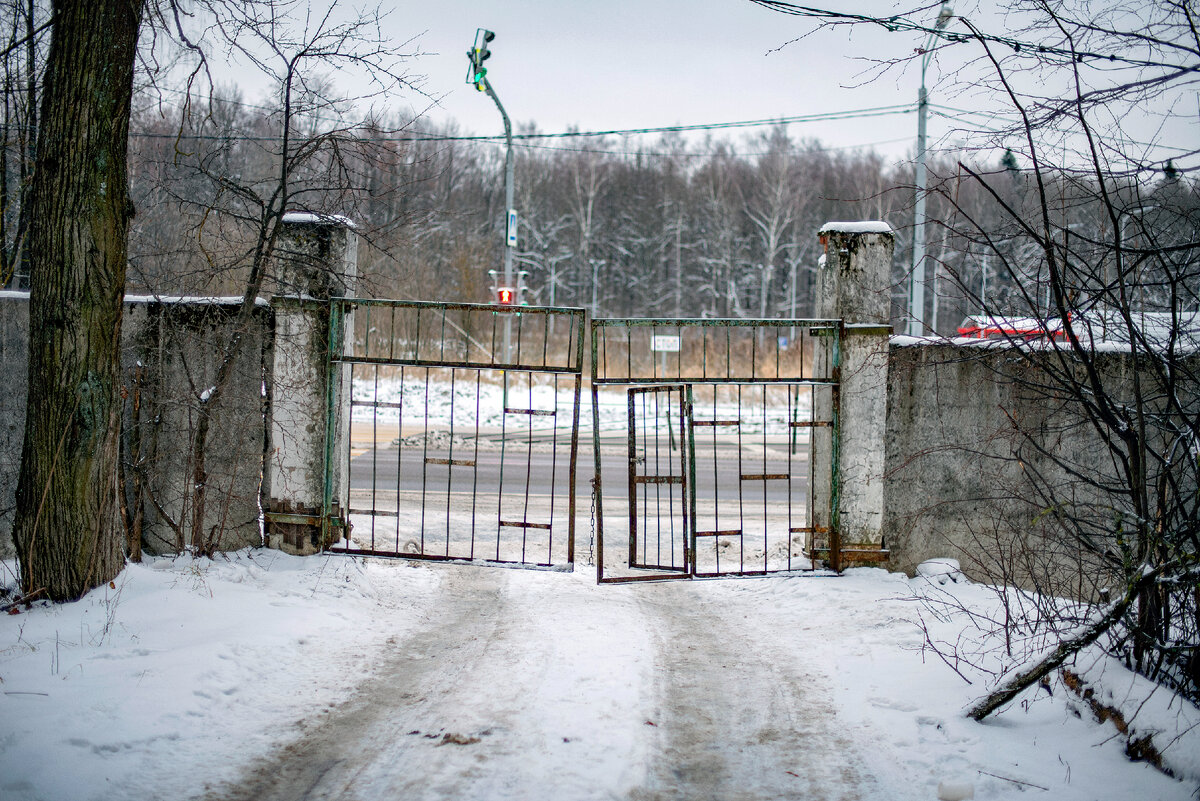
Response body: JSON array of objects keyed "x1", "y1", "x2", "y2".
[
  {"x1": 211, "y1": 565, "x2": 654, "y2": 801},
  {"x1": 631, "y1": 581, "x2": 878, "y2": 801},
  {"x1": 212, "y1": 565, "x2": 516, "y2": 801}
]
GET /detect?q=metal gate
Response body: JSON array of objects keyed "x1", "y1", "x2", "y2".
[
  {"x1": 591, "y1": 318, "x2": 840, "y2": 583},
  {"x1": 326, "y1": 299, "x2": 585, "y2": 570}
]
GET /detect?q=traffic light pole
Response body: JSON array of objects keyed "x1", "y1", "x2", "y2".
[{"x1": 480, "y1": 75, "x2": 515, "y2": 362}]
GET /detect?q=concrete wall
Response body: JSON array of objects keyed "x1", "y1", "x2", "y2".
[
  {"x1": 124, "y1": 299, "x2": 271, "y2": 553},
  {"x1": 1, "y1": 216, "x2": 357, "y2": 559},
  {"x1": 0, "y1": 295, "x2": 270, "y2": 557},
  {"x1": 0, "y1": 293, "x2": 29, "y2": 559},
  {"x1": 882, "y1": 340, "x2": 1199, "y2": 594}
]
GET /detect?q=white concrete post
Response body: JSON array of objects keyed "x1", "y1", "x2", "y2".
[
  {"x1": 265, "y1": 213, "x2": 357, "y2": 555},
  {"x1": 810, "y1": 222, "x2": 893, "y2": 570}
]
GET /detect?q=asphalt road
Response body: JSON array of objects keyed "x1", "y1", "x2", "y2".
[{"x1": 348, "y1": 432, "x2": 810, "y2": 503}]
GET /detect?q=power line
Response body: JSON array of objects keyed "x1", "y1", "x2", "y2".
[
  {"x1": 492, "y1": 133, "x2": 917, "y2": 159},
  {"x1": 404, "y1": 104, "x2": 917, "y2": 142},
  {"x1": 747, "y1": 0, "x2": 1198, "y2": 71},
  {"x1": 122, "y1": 102, "x2": 918, "y2": 144}
]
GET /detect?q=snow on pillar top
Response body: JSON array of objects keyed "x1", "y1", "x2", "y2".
[
  {"x1": 273, "y1": 211, "x2": 359, "y2": 300},
  {"x1": 816, "y1": 221, "x2": 894, "y2": 326}
]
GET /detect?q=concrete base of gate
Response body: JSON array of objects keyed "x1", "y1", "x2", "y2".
[
  {"x1": 807, "y1": 543, "x2": 891, "y2": 570},
  {"x1": 266, "y1": 501, "x2": 349, "y2": 556}
]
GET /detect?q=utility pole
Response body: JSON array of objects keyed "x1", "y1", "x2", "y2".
[
  {"x1": 908, "y1": 4, "x2": 953, "y2": 337},
  {"x1": 467, "y1": 28, "x2": 517, "y2": 360}
]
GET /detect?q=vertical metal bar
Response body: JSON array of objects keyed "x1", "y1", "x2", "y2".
[
  {"x1": 625, "y1": 324, "x2": 632, "y2": 385},
  {"x1": 801, "y1": 326, "x2": 808, "y2": 381},
  {"x1": 686, "y1": 383, "x2": 697, "y2": 576},
  {"x1": 712, "y1": 384, "x2": 720, "y2": 574},
  {"x1": 654, "y1": 389, "x2": 663, "y2": 566},
  {"x1": 628, "y1": 388, "x2": 637, "y2": 567},
  {"x1": 514, "y1": 309, "x2": 524, "y2": 367},
  {"x1": 363, "y1": 302, "x2": 372, "y2": 361},
  {"x1": 439, "y1": 304, "x2": 448, "y2": 362},
  {"x1": 346, "y1": 364, "x2": 358, "y2": 549},
  {"x1": 750, "y1": 324, "x2": 758, "y2": 381},
  {"x1": 321, "y1": 299, "x2": 342, "y2": 549},
  {"x1": 548, "y1": 372, "x2": 560, "y2": 561},
  {"x1": 370, "y1": 364, "x2": 379, "y2": 546},
  {"x1": 676, "y1": 323, "x2": 683, "y2": 382},
  {"x1": 592, "y1": 319, "x2": 605, "y2": 582},
  {"x1": 676, "y1": 385, "x2": 686, "y2": 571},
  {"x1": 761, "y1": 383, "x2": 768, "y2": 572},
  {"x1": 470, "y1": 369, "x2": 481, "y2": 560},
  {"x1": 736, "y1": 383, "x2": 745, "y2": 572},
  {"x1": 419, "y1": 367, "x2": 430, "y2": 554},
  {"x1": 388, "y1": 305, "x2": 398, "y2": 552},
  {"x1": 497, "y1": 369, "x2": 508, "y2": 561},
  {"x1": 446, "y1": 367, "x2": 456, "y2": 555},
  {"x1": 726, "y1": 326, "x2": 732, "y2": 381},
  {"x1": 569, "y1": 310, "x2": 584, "y2": 567},
  {"x1": 775, "y1": 325, "x2": 781, "y2": 379},
  {"x1": 522, "y1": 373, "x2": 534, "y2": 564},
  {"x1": 489, "y1": 305, "x2": 499, "y2": 368},
  {"x1": 651, "y1": 324, "x2": 659, "y2": 381},
  {"x1": 394, "y1": 364, "x2": 404, "y2": 553},
  {"x1": 787, "y1": 384, "x2": 794, "y2": 572}
]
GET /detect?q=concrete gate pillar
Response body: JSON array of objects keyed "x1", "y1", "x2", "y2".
[
  {"x1": 809, "y1": 222, "x2": 893, "y2": 570},
  {"x1": 264, "y1": 213, "x2": 357, "y2": 555}
]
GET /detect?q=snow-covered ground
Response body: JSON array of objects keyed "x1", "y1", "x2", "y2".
[
  {"x1": 352, "y1": 375, "x2": 812, "y2": 435},
  {"x1": 1, "y1": 552, "x2": 1197, "y2": 800}
]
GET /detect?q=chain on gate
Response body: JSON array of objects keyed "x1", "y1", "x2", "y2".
[{"x1": 587, "y1": 475, "x2": 598, "y2": 566}]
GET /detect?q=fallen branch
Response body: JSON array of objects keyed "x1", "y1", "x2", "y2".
[
  {"x1": 1061, "y1": 668, "x2": 1172, "y2": 777},
  {"x1": 966, "y1": 563, "x2": 1170, "y2": 721},
  {"x1": 1, "y1": 587, "x2": 46, "y2": 613},
  {"x1": 976, "y1": 769, "x2": 1049, "y2": 791}
]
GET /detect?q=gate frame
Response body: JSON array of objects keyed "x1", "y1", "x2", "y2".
[
  {"x1": 590, "y1": 317, "x2": 843, "y2": 583},
  {"x1": 322, "y1": 297, "x2": 587, "y2": 570}
]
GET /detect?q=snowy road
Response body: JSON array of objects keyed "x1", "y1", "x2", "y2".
[
  {"x1": 210, "y1": 565, "x2": 870, "y2": 801},
  {"x1": 630, "y1": 583, "x2": 876, "y2": 801},
  {"x1": 5, "y1": 552, "x2": 1196, "y2": 801}
]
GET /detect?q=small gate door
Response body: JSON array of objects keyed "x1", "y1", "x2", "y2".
[{"x1": 627, "y1": 385, "x2": 691, "y2": 574}]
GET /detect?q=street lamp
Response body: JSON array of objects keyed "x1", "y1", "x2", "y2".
[
  {"x1": 468, "y1": 28, "x2": 517, "y2": 359},
  {"x1": 908, "y1": 3, "x2": 953, "y2": 337}
]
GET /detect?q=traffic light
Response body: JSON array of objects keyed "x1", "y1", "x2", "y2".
[
  {"x1": 496, "y1": 286, "x2": 515, "y2": 305},
  {"x1": 466, "y1": 29, "x2": 494, "y2": 91}
]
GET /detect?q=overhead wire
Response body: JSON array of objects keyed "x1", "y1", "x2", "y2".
[{"x1": 746, "y1": 0, "x2": 1199, "y2": 71}]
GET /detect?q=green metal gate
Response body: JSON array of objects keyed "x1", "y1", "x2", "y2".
[
  {"x1": 325, "y1": 298, "x2": 585, "y2": 570},
  {"x1": 591, "y1": 318, "x2": 840, "y2": 583}
]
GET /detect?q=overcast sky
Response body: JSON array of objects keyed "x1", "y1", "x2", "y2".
[
  {"x1": 383, "y1": 0, "x2": 943, "y2": 164},
  {"x1": 199, "y1": 1, "x2": 1190, "y2": 174}
]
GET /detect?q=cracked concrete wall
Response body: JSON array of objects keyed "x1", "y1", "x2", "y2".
[
  {"x1": 2, "y1": 217, "x2": 358, "y2": 560},
  {"x1": 0, "y1": 293, "x2": 29, "y2": 559},
  {"x1": 0, "y1": 295, "x2": 270, "y2": 557},
  {"x1": 882, "y1": 341, "x2": 1200, "y2": 594}
]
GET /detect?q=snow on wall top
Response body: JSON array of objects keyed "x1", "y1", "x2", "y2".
[
  {"x1": 281, "y1": 211, "x2": 357, "y2": 229},
  {"x1": 125, "y1": 295, "x2": 271, "y2": 307},
  {"x1": 818, "y1": 221, "x2": 894, "y2": 235},
  {"x1": 0, "y1": 291, "x2": 270, "y2": 307}
]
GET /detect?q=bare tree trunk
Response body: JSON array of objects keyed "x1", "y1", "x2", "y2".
[{"x1": 13, "y1": 0, "x2": 143, "y2": 601}]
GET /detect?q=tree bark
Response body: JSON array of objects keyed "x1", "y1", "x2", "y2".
[{"x1": 12, "y1": 0, "x2": 143, "y2": 601}]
